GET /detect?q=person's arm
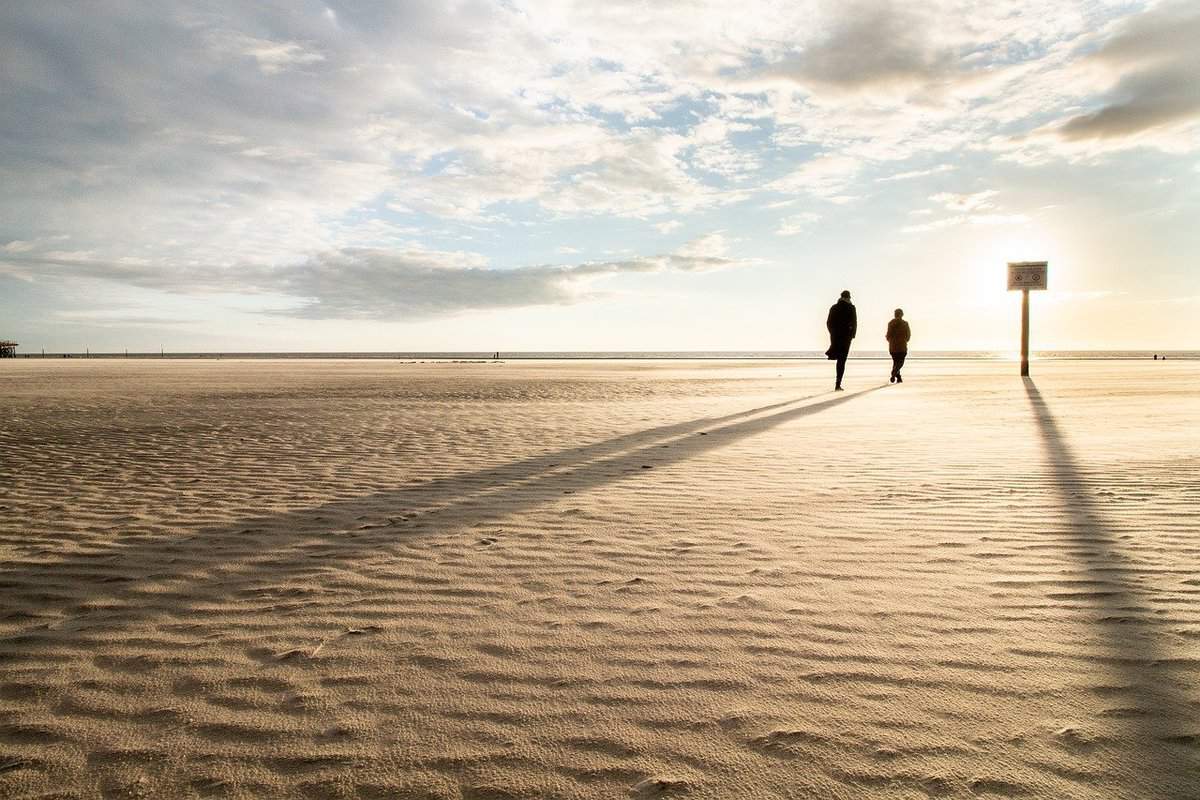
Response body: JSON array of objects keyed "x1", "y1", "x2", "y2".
[
  {"x1": 849, "y1": 306, "x2": 857, "y2": 339},
  {"x1": 905, "y1": 322, "x2": 911, "y2": 345},
  {"x1": 826, "y1": 306, "x2": 835, "y2": 334}
]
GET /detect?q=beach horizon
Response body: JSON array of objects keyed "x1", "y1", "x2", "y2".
[{"x1": 5, "y1": 349, "x2": 1199, "y2": 361}]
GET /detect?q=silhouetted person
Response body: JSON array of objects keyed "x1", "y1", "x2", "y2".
[
  {"x1": 825, "y1": 290, "x2": 856, "y2": 390},
  {"x1": 886, "y1": 308, "x2": 911, "y2": 383}
]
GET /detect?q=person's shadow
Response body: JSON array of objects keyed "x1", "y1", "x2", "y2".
[
  {"x1": 1024, "y1": 378, "x2": 1197, "y2": 798},
  {"x1": 3, "y1": 385, "x2": 887, "y2": 663}
]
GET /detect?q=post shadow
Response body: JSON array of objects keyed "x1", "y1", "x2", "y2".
[
  {"x1": 1, "y1": 385, "x2": 886, "y2": 664},
  {"x1": 1024, "y1": 378, "x2": 1197, "y2": 799}
]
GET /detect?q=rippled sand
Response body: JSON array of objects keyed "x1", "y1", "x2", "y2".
[{"x1": 1, "y1": 358, "x2": 1197, "y2": 799}]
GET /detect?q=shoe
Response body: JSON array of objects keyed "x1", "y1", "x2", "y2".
[
  {"x1": 890, "y1": 375, "x2": 896, "y2": 383},
  {"x1": 834, "y1": 385, "x2": 844, "y2": 391},
  {"x1": 896, "y1": 375, "x2": 903, "y2": 383}
]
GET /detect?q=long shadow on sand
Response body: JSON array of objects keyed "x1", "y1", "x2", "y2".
[
  {"x1": 1024, "y1": 379, "x2": 1197, "y2": 799},
  {"x1": 1, "y1": 385, "x2": 884, "y2": 663}
]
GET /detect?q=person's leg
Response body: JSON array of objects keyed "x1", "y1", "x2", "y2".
[
  {"x1": 895, "y1": 351, "x2": 906, "y2": 382},
  {"x1": 835, "y1": 354, "x2": 846, "y2": 389},
  {"x1": 890, "y1": 353, "x2": 900, "y2": 382}
]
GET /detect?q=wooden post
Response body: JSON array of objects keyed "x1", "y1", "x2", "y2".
[
  {"x1": 1020, "y1": 288, "x2": 1030, "y2": 377},
  {"x1": 1008, "y1": 261, "x2": 1046, "y2": 377}
]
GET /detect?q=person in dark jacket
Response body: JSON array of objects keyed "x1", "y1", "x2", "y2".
[
  {"x1": 886, "y1": 308, "x2": 911, "y2": 383},
  {"x1": 825, "y1": 290, "x2": 856, "y2": 390}
]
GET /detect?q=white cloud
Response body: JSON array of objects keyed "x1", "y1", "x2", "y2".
[
  {"x1": 1057, "y1": 2, "x2": 1200, "y2": 143},
  {"x1": 757, "y1": 3, "x2": 969, "y2": 102},
  {"x1": 1, "y1": 236, "x2": 751, "y2": 320},
  {"x1": 983, "y1": 1, "x2": 1200, "y2": 163},
  {"x1": 768, "y1": 154, "x2": 862, "y2": 199},
  {"x1": 282, "y1": 235, "x2": 753, "y2": 316},
  {"x1": 902, "y1": 189, "x2": 1028, "y2": 233},
  {"x1": 877, "y1": 164, "x2": 956, "y2": 182},
  {"x1": 0, "y1": 0, "x2": 1195, "y2": 326},
  {"x1": 673, "y1": 233, "x2": 730, "y2": 260},
  {"x1": 205, "y1": 32, "x2": 326, "y2": 75},
  {"x1": 901, "y1": 217, "x2": 962, "y2": 234},
  {"x1": 931, "y1": 189, "x2": 998, "y2": 212},
  {"x1": 969, "y1": 213, "x2": 1029, "y2": 226},
  {"x1": 776, "y1": 212, "x2": 822, "y2": 236}
]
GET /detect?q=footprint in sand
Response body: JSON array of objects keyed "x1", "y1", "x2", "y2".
[
  {"x1": 0, "y1": 757, "x2": 39, "y2": 775},
  {"x1": 631, "y1": 776, "x2": 693, "y2": 797}
]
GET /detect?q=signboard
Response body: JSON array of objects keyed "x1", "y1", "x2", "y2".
[{"x1": 1008, "y1": 261, "x2": 1048, "y2": 291}]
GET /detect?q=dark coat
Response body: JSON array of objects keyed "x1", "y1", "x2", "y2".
[
  {"x1": 825, "y1": 299, "x2": 856, "y2": 359},
  {"x1": 886, "y1": 318, "x2": 911, "y2": 353}
]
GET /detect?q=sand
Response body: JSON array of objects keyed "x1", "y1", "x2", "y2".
[{"x1": 0, "y1": 358, "x2": 1197, "y2": 800}]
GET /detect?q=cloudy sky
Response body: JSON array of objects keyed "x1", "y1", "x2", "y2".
[{"x1": 2, "y1": 0, "x2": 1197, "y2": 352}]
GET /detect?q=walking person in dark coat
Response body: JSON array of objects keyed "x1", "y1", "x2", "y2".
[
  {"x1": 825, "y1": 290, "x2": 856, "y2": 391},
  {"x1": 886, "y1": 308, "x2": 911, "y2": 383}
]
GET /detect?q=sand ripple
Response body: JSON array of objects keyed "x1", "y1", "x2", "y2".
[{"x1": 0, "y1": 359, "x2": 1197, "y2": 798}]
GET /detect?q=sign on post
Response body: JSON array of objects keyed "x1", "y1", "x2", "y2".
[
  {"x1": 1007, "y1": 261, "x2": 1048, "y2": 376},
  {"x1": 1008, "y1": 261, "x2": 1048, "y2": 291}
]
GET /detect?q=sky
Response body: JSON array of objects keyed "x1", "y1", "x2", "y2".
[{"x1": 1, "y1": 0, "x2": 1198, "y2": 353}]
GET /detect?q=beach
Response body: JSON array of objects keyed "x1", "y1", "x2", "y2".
[{"x1": 1, "y1": 358, "x2": 1197, "y2": 799}]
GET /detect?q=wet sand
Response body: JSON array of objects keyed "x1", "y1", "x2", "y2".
[{"x1": 1, "y1": 359, "x2": 1197, "y2": 799}]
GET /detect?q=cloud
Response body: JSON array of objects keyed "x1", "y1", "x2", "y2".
[
  {"x1": 1, "y1": 236, "x2": 750, "y2": 320},
  {"x1": 53, "y1": 310, "x2": 199, "y2": 327},
  {"x1": 204, "y1": 31, "x2": 326, "y2": 75},
  {"x1": 968, "y1": 213, "x2": 1029, "y2": 226},
  {"x1": 0, "y1": 0, "x2": 1195, "y2": 326},
  {"x1": 1, "y1": 1, "x2": 747, "y2": 268},
  {"x1": 761, "y1": 3, "x2": 965, "y2": 101},
  {"x1": 537, "y1": 130, "x2": 718, "y2": 217},
  {"x1": 876, "y1": 164, "x2": 956, "y2": 182},
  {"x1": 776, "y1": 212, "x2": 822, "y2": 236},
  {"x1": 902, "y1": 189, "x2": 1026, "y2": 232},
  {"x1": 672, "y1": 232, "x2": 730, "y2": 260},
  {"x1": 900, "y1": 217, "x2": 960, "y2": 234},
  {"x1": 930, "y1": 190, "x2": 998, "y2": 212},
  {"x1": 768, "y1": 154, "x2": 862, "y2": 199},
  {"x1": 1057, "y1": 2, "x2": 1200, "y2": 142},
  {"x1": 984, "y1": 1, "x2": 1200, "y2": 162},
  {"x1": 242, "y1": 237, "x2": 751, "y2": 318}
]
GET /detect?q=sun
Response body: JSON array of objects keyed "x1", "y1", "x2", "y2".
[{"x1": 961, "y1": 224, "x2": 1060, "y2": 304}]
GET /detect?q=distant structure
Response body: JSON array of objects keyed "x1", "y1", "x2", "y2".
[{"x1": 0, "y1": 341, "x2": 17, "y2": 358}]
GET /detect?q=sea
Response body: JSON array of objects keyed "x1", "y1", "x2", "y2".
[{"x1": 17, "y1": 351, "x2": 1200, "y2": 360}]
